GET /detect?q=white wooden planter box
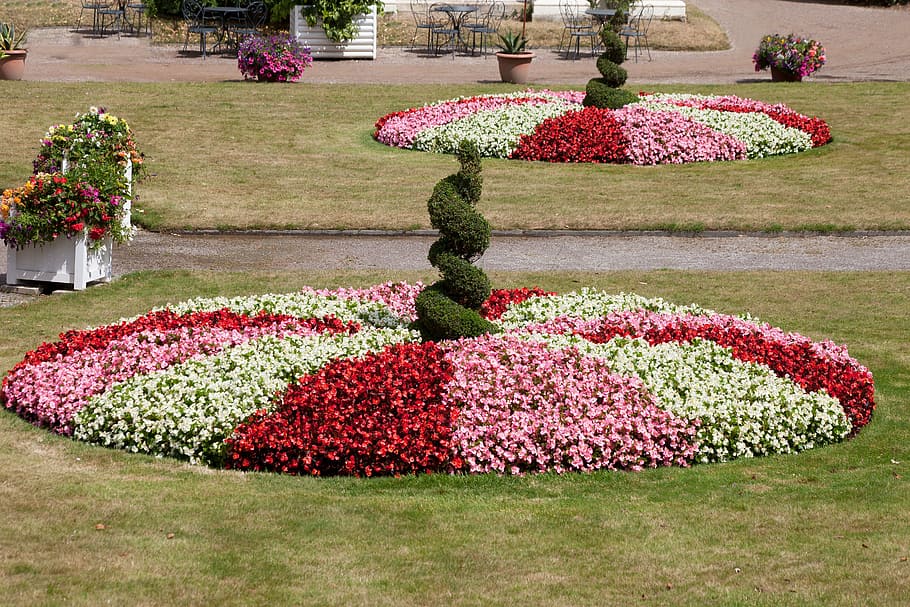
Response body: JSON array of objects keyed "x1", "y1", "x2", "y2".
[
  {"x1": 7, "y1": 233, "x2": 114, "y2": 291},
  {"x1": 5, "y1": 161, "x2": 132, "y2": 291},
  {"x1": 291, "y1": 5, "x2": 378, "y2": 59}
]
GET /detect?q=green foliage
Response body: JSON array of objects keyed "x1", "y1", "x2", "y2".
[
  {"x1": 584, "y1": 27, "x2": 632, "y2": 108},
  {"x1": 496, "y1": 29, "x2": 529, "y2": 54},
  {"x1": 272, "y1": 0, "x2": 383, "y2": 42},
  {"x1": 415, "y1": 141, "x2": 497, "y2": 341},
  {"x1": 595, "y1": 59, "x2": 627, "y2": 87},
  {"x1": 598, "y1": 30, "x2": 626, "y2": 65},
  {"x1": 582, "y1": 79, "x2": 637, "y2": 109},
  {"x1": 413, "y1": 284, "x2": 496, "y2": 342},
  {"x1": 0, "y1": 22, "x2": 27, "y2": 50},
  {"x1": 143, "y1": 0, "x2": 208, "y2": 18}
]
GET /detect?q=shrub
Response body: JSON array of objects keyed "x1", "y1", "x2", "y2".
[
  {"x1": 582, "y1": 80, "x2": 638, "y2": 109},
  {"x1": 598, "y1": 30, "x2": 626, "y2": 66},
  {"x1": 584, "y1": 29, "x2": 634, "y2": 109},
  {"x1": 594, "y1": 61, "x2": 628, "y2": 88},
  {"x1": 414, "y1": 141, "x2": 498, "y2": 341}
]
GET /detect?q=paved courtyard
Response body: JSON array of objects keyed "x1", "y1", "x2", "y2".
[{"x1": 20, "y1": 0, "x2": 910, "y2": 84}]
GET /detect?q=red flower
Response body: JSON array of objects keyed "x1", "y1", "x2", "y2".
[
  {"x1": 576, "y1": 311, "x2": 875, "y2": 433},
  {"x1": 511, "y1": 107, "x2": 630, "y2": 163},
  {"x1": 480, "y1": 287, "x2": 555, "y2": 319},
  {"x1": 225, "y1": 342, "x2": 458, "y2": 477},
  {"x1": 70, "y1": 222, "x2": 84, "y2": 232},
  {"x1": 88, "y1": 227, "x2": 106, "y2": 240}
]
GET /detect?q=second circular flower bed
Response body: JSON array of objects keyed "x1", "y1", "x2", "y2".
[{"x1": 374, "y1": 91, "x2": 832, "y2": 165}]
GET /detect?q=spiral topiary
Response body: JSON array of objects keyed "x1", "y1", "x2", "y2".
[
  {"x1": 414, "y1": 141, "x2": 499, "y2": 342},
  {"x1": 583, "y1": 29, "x2": 638, "y2": 109}
]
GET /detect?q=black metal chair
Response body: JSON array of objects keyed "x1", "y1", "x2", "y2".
[
  {"x1": 430, "y1": 3, "x2": 459, "y2": 58},
  {"x1": 77, "y1": 0, "x2": 109, "y2": 35},
  {"x1": 468, "y1": 1, "x2": 505, "y2": 57},
  {"x1": 97, "y1": 0, "x2": 126, "y2": 38},
  {"x1": 229, "y1": 1, "x2": 267, "y2": 48},
  {"x1": 561, "y1": 1, "x2": 597, "y2": 59},
  {"x1": 182, "y1": 0, "x2": 218, "y2": 58},
  {"x1": 409, "y1": 0, "x2": 442, "y2": 55},
  {"x1": 621, "y1": 4, "x2": 654, "y2": 62},
  {"x1": 127, "y1": 3, "x2": 151, "y2": 37}
]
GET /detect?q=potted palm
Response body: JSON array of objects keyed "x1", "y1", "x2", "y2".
[
  {"x1": 495, "y1": 30, "x2": 534, "y2": 84},
  {"x1": 0, "y1": 22, "x2": 27, "y2": 81}
]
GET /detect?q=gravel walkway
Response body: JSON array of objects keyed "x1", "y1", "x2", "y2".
[{"x1": 4, "y1": 0, "x2": 910, "y2": 307}]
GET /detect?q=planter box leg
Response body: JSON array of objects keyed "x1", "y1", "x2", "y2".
[
  {"x1": 6, "y1": 248, "x2": 20, "y2": 285},
  {"x1": 73, "y1": 236, "x2": 88, "y2": 291}
]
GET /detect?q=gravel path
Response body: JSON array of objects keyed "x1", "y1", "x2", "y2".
[{"x1": 4, "y1": 0, "x2": 910, "y2": 306}]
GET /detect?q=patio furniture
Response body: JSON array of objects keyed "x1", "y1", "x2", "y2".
[
  {"x1": 127, "y1": 2, "x2": 151, "y2": 36},
  {"x1": 77, "y1": 0, "x2": 109, "y2": 35},
  {"x1": 621, "y1": 4, "x2": 653, "y2": 62},
  {"x1": 409, "y1": 0, "x2": 442, "y2": 55},
  {"x1": 431, "y1": 3, "x2": 478, "y2": 57},
  {"x1": 560, "y1": 0, "x2": 597, "y2": 59},
  {"x1": 204, "y1": 4, "x2": 249, "y2": 52},
  {"x1": 228, "y1": 1, "x2": 267, "y2": 47},
  {"x1": 97, "y1": 0, "x2": 126, "y2": 38},
  {"x1": 182, "y1": 0, "x2": 218, "y2": 58},
  {"x1": 467, "y1": 1, "x2": 505, "y2": 57}
]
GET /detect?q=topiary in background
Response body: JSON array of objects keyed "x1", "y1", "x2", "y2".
[
  {"x1": 583, "y1": 29, "x2": 638, "y2": 110},
  {"x1": 414, "y1": 141, "x2": 499, "y2": 342}
]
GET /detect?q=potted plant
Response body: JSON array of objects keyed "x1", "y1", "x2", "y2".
[
  {"x1": 238, "y1": 34, "x2": 313, "y2": 82},
  {"x1": 496, "y1": 30, "x2": 534, "y2": 84},
  {"x1": 4, "y1": 107, "x2": 143, "y2": 290},
  {"x1": 289, "y1": 0, "x2": 381, "y2": 59},
  {"x1": 753, "y1": 33, "x2": 826, "y2": 82},
  {"x1": 0, "y1": 22, "x2": 27, "y2": 81}
]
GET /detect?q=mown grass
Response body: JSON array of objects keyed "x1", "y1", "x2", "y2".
[
  {"x1": 1, "y1": 81, "x2": 909, "y2": 232},
  {"x1": 0, "y1": 269, "x2": 908, "y2": 606}
]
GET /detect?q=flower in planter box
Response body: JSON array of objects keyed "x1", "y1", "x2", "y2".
[
  {"x1": 34, "y1": 107, "x2": 145, "y2": 179},
  {"x1": 237, "y1": 34, "x2": 313, "y2": 83},
  {"x1": 753, "y1": 33, "x2": 826, "y2": 78},
  {"x1": 0, "y1": 172, "x2": 132, "y2": 250}
]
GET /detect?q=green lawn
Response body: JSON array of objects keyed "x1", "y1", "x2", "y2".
[
  {"x1": 2, "y1": 82, "x2": 909, "y2": 232},
  {"x1": 1, "y1": 270, "x2": 908, "y2": 606}
]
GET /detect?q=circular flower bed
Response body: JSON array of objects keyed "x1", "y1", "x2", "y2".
[
  {"x1": 374, "y1": 91, "x2": 832, "y2": 165},
  {"x1": 2, "y1": 283, "x2": 874, "y2": 477}
]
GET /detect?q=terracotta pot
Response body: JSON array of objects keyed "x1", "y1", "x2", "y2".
[
  {"x1": 0, "y1": 49, "x2": 27, "y2": 81},
  {"x1": 770, "y1": 66, "x2": 802, "y2": 82},
  {"x1": 496, "y1": 52, "x2": 535, "y2": 84}
]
